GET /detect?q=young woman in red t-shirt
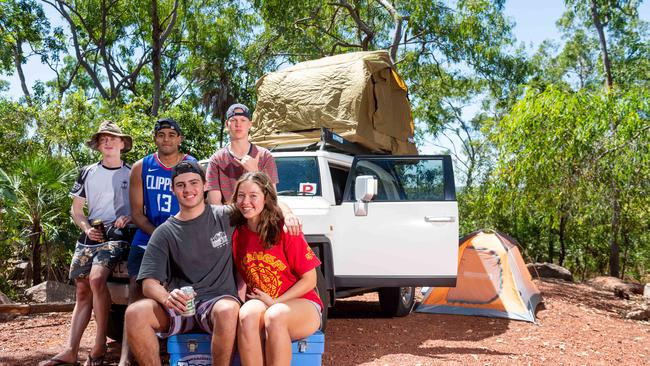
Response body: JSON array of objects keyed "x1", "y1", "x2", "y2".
[{"x1": 230, "y1": 172, "x2": 322, "y2": 365}]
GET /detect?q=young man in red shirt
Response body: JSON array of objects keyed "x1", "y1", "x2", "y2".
[{"x1": 205, "y1": 103, "x2": 278, "y2": 205}]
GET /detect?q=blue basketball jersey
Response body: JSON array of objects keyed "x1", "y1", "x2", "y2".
[{"x1": 131, "y1": 152, "x2": 196, "y2": 247}]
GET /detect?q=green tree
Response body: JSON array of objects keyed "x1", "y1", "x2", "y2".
[
  {"x1": 251, "y1": 0, "x2": 529, "y2": 187},
  {"x1": 0, "y1": 99, "x2": 36, "y2": 170},
  {"x1": 0, "y1": 0, "x2": 51, "y2": 104},
  {"x1": 482, "y1": 85, "x2": 649, "y2": 278},
  {"x1": 0, "y1": 155, "x2": 75, "y2": 286},
  {"x1": 42, "y1": 0, "x2": 151, "y2": 102},
  {"x1": 560, "y1": 0, "x2": 649, "y2": 276}
]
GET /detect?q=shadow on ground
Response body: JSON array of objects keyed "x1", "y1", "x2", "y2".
[
  {"x1": 538, "y1": 278, "x2": 629, "y2": 315},
  {"x1": 325, "y1": 298, "x2": 513, "y2": 365},
  {"x1": 6, "y1": 340, "x2": 129, "y2": 366}
]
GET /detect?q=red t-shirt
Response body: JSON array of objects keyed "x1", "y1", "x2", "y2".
[{"x1": 232, "y1": 225, "x2": 323, "y2": 309}]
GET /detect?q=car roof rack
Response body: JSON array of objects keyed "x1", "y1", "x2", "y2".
[{"x1": 269, "y1": 128, "x2": 384, "y2": 155}]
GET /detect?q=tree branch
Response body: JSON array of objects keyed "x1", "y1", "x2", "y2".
[
  {"x1": 44, "y1": 0, "x2": 110, "y2": 99},
  {"x1": 12, "y1": 39, "x2": 32, "y2": 104},
  {"x1": 332, "y1": 0, "x2": 374, "y2": 49},
  {"x1": 377, "y1": 0, "x2": 407, "y2": 63},
  {"x1": 159, "y1": 0, "x2": 180, "y2": 44}
]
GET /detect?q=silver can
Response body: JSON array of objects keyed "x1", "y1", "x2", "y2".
[{"x1": 180, "y1": 286, "x2": 196, "y2": 317}]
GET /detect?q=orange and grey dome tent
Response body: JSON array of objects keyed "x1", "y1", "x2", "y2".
[{"x1": 416, "y1": 230, "x2": 542, "y2": 322}]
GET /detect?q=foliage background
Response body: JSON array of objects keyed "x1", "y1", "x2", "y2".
[{"x1": 0, "y1": 0, "x2": 648, "y2": 295}]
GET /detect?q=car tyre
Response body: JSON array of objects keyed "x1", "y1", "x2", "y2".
[
  {"x1": 378, "y1": 286, "x2": 415, "y2": 317},
  {"x1": 316, "y1": 267, "x2": 329, "y2": 331}
]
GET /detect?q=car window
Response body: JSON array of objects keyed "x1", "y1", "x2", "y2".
[
  {"x1": 328, "y1": 164, "x2": 349, "y2": 205},
  {"x1": 276, "y1": 157, "x2": 321, "y2": 196},
  {"x1": 348, "y1": 157, "x2": 445, "y2": 201}
]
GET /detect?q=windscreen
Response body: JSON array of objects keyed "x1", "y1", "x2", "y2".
[{"x1": 275, "y1": 157, "x2": 321, "y2": 196}]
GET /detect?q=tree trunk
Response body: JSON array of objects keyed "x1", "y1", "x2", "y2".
[
  {"x1": 219, "y1": 119, "x2": 226, "y2": 148},
  {"x1": 620, "y1": 225, "x2": 630, "y2": 279},
  {"x1": 609, "y1": 186, "x2": 621, "y2": 277},
  {"x1": 31, "y1": 223, "x2": 42, "y2": 286},
  {"x1": 149, "y1": 0, "x2": 179, "y2": 116},
  {"x1": 547, "y1": 229, "x2": 555, "y2": 263},
  {"x1": 558, "y1": 213, "x2": 567, "y2": 266},
  {"x1": 590, "y1": 0, "x2": 621, "y2": 277},
  {"x1": 377, "y1": 0, "x2": 404, "y2": 63},
  {"x1": 150, "y1": 0, "x2": 162, "y2": 117},
  {"x1": 12, "y1": 39, "x2": 31, "y2": 104},
  {"x1": 590, "y1": 0, "x2": 613, "y2": 89},
  {"x1": 44, "y1": 238, "x2": 53, "y2": 281}
]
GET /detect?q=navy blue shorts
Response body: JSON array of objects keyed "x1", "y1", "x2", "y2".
[{"x1": 127, "y1": 245, "x2": 146, "y2": 278}]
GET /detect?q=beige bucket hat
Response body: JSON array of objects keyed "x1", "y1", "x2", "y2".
[{"x1": 86, "y1": 120, "x2": 133, "y2": 153}]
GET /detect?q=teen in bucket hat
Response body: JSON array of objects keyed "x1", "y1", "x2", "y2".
[{"x1": 87, "y1": 120, "x2": 133, "y2": 153}]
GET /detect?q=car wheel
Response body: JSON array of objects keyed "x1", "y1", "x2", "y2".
[
  {"x1": 106, "y1": 304, "x2": 127, "y2": 342},
  {"x1": 378, "y1": 286, "x2": 415, "y2": 317},
  {"x1": 316, "y1": 268, "x2": 329, "y2": 331}
]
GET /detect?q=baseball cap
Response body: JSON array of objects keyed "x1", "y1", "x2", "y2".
[
  {"x1": 226, "y1": 103, "x2": 251, "y2": 120},
  {"x1": 171, "y1": 160, "x2": 205, "y2": 183},
  {"x1": 154, "y1": 118, "x2": 183, "y2": 136}
]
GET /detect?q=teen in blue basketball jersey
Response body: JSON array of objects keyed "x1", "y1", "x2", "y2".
[{"x1": 119, "y1": 118, "x2": 196, "y2": 366}]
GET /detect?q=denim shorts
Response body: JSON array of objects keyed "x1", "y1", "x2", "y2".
[{"x1": 127, "y1": 245, "x2": 146, "y2": 278}]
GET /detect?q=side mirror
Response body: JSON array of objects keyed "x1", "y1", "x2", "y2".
[{"x1": 354, "y1": 175, "x2": 377, "y2": 216}]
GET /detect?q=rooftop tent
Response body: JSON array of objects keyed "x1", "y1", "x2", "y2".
[
  {"x1": 417, "y1": 230, "x2": 542, "y2": 323},
  {"x1": 250, "y1": 50, "x2": 417, "y2": 155}
]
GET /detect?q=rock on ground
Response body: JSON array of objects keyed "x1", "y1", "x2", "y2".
[
  {"x1": 586, "y1": 276, "x2": 644, "y2": 299},
  {"x1": 10, "y1": 261, "x2": 31, "y2": 281},
  {"x1": 24, "y1": 281, "x2": 76, "y2": 303},
  {"x1": 626, "y1": 306, "x2": 650, "y2": 320},
  {"x1": 527, "y1": 262, "x2": 573, "y2": 282},
  {"x1": 0, "y1": 291, "x2": 17, "y2": 322}
]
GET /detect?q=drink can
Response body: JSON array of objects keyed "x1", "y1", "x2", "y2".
[
  {"x1": 180, "y1": 286, "x2": 196, "y2": 317},
  {"x1": 90, "y1": 219, "x2": 107, "y2": 242}
]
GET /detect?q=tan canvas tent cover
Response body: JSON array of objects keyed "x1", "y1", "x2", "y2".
[
  {"x1": 250, "y1": 50, "x2": 417, "y2": 154},
  {"x1": 417, "y1": 230, "x2": 542, "y2": 322}
]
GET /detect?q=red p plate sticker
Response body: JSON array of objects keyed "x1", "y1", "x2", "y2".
[{"x1": 299, "y1": 183, "x2": 317, "y2": 195}]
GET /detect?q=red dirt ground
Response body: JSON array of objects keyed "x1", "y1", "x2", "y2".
[{"x1": 1, "y1": 279, "x2": 648, "y2": 365}]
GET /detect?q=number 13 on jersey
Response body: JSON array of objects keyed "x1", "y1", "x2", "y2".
[{"x1": 157, "y1": 193, "x2": 172, "y2": 213}]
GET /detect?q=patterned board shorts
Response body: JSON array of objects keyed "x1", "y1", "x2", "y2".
[
  {"x1": 157, "y1": 295, "x2": 242, "y2": 338},
  {"x1": 69, "y1": 240, "x2": 127, "y2": 280}
]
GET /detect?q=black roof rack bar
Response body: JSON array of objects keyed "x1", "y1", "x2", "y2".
[
  {"x1": 319, "y1": 128, "x2": 372, "y2": 155},
  {"x1": 304, "y1": 141, "x2": 320, "y2": 151},
  {"x1": 267, "y1": 127, "x2": 380, "y2": 155}
]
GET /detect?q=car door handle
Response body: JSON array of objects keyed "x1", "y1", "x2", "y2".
[{"x1": 424, "y1": 216, "x2": 456, "y2": 223}]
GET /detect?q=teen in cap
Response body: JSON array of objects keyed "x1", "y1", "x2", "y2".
[{"x1": 121, "y1": 117, "x2": 196, "y2": 366}]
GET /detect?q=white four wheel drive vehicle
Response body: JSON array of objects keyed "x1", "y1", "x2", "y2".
[{"x1": 252, "y1": 129, "x2": 459, "y2": 329}]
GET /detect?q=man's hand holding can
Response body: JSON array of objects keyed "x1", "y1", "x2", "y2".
[{"x1": 165, "y1": 287, "x2": 196, "y2": 316}]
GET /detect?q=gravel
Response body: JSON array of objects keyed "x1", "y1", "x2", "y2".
[{"x1": 1, "y1": 280, "x2": 649, "y2": 365}]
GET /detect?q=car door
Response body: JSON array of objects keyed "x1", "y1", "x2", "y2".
[{"x1": 330, "y1": 155, "x2": 458, "y2": 288}]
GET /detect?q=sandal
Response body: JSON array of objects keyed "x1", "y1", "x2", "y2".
[
  {"x1": 40, "y1": 358, "x2": 81, "y2": 366},
  {"x1": 83, "y1": 353, "x2": 105, "y2": 366}
]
